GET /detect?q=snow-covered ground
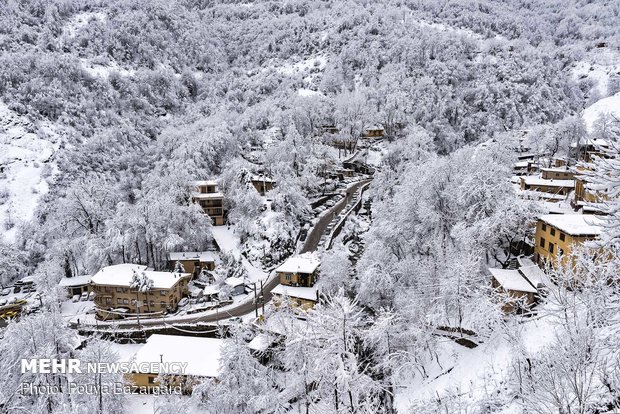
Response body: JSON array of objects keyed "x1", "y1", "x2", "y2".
[
  {"x1": 395, "y1": 310, "x2": 556, "y2": 412},
  {"x1": 63, "y1": 11, "x2": 107, "y2": 38},
  {"x1": 572, "y1": 47, "x2": 620, "y2": 98},
  {"x1": 0, "y1": 102, "x2": 61, "y2": 242},
  {"x1": 582, "y1": 91, "x2": 620, "y2": 133},
  {"x1": 211, "y1": 225, "x2": 269, "y2": 283}
]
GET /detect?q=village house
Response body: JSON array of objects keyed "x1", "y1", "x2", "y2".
[
  {"x1": 513, "y1": 161, "x2": 529, "y2": 176},
  {"x1": 167, "y1": 251, "x2": 218, "y2": 278},
  {"x1": 362, "y1": 126, "x2": 385, "y2": 138},
  {"x1": 519, "y1": 176, "x2": 575, "y2": 200},
  {"x1": 272, "y1": 253, "x2": 320, "y2": 310},
  {"x1": 533, "y1": 214, "x2": 602, "y2": 268},
  {"x1": 571, "y1": 139, "x2": 610, "y2": 163},
  {"x1": 58, "y1": 275, "x2": 91, "y2": 298},
  {"x1": 489, "y1": 267, "x2": 538, "y2": 313},
  {"x1": 91, "y1": 264, "x2": 191, "y2": 320},
  {"x1": 126, "y1": 334, "x2": 223, "y2": 394},
  {"x1": 192, "y1": 180, "x2": 226, "y2": 225},
  {"x1": 540, "y1": 167, "x2": 574, "y2": 181},
  {"x1": 250, "y1": 175, "x2": 276, "y2": 195}
]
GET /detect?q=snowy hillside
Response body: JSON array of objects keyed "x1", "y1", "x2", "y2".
[{"x1": 0, "y1": 103, "x2": 61, "y2": 241}]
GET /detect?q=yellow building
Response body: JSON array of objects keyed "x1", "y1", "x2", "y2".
[
  {"x1": 250, "y1": 175, "x2": 276, "y2": 196},
  {"x1": 489, "y1": 268, "x2": 538, "y2": 313},
  {"x1": 167, "y1": 251, "x2": 218, "y2": 277},
  {"x1": 272, "y1": 254, "x2": 320, "y2": 310},
  {"x1": 533, "y1": 214, "x2": 602, "y2": 268},
  {"x1": 193, "y1": 180, "x2": 225, "y2": 226},
  {"x1": 126, "y1": 334, "x2": 223, "y2": 394},
  {"x1": 91, "y1": 264, "x2": 191, "y2": 320}
]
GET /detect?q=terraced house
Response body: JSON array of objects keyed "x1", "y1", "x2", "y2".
[
  {"x1": 272, "y1": 253, "x2": 321, "y2": 310},
  {"x1": 534, "y1": 214, "x2": 602, "y2": 268},
  {"x1": 91, "y1": 264, "x2": 191, "y2": 320},
  {"x1": 192, "y1": 180, "x2": 226, "y2": 225}
]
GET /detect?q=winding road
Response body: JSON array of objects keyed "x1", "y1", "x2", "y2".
[{"x1": 76, "y1": 177, "x2": 372, "y2": 332}]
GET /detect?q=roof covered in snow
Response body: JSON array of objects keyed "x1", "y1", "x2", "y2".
[
  {"x1": 91, "y1": 264, "x2": 190, "y2": 289},
  {"x1": 192, "y1": 191, "x2": 224, "y2": 199},
  {"x1": 248, "y1": 334, "x2": 274, "y2": 352},
  {"x1": 489, "y1": 268, "x2": 537, "y2": 293},
  {"x1": 59, "y1": 275, "x2": 91, "y2": 287},
  {"x1": 195, "y1": 180, "x2": 218, "y2": 187},
  {"x1": 518, "y1": 265, "x2": 550, "y2": 288},
  {"x1": 250, "y1": 175, "x2": 276, "y2": 183},
  {"x1": 168, "y1": 251, "x2": 219, "y2": 263},
  {"x1": 132, "y1": 334, "x2": 223, "y2": 378},
  {"x1": 272, "y1": 284, "x2": 319, "y2": 301},
  {"x1": 275, "y1": 253, "x2": 320, "y2": 274},
  {"x1": 521, "y1": 176, "x2": 575, "y2": 187},
  {"x1": 539, "y1": 214, "x2": 602, "y2": 236},
  {"x1": 224, "y1": 277, "x2": 245, "y2": 287}
]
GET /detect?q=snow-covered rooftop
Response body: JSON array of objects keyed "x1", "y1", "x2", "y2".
[
  {"x1": 168, "y1": 251, "x2": 219, "y2": 263},
  {"x1": 521, "y1": 177, "x2": 575, "y2": 187},
  {"x1": 272, "y1": 284, "x2": 319, "y2": 301},
  {"x1": 275, "y1": 253, "x2": 320, "y2": 274},
  {"x1": 518, "y1": 265, "x2": 550, "y2": 288},
  {"x1": 192, "y1": 191, "x2": 224, "y2": 199},
  {"x1": 248, "y1": 334, "x2": 274, "y2": 352},
  {"x1": 489, "y1": 268, "x2": 537, "y2": 293},
  {"x1": 132, "y1": 334, "x2": 223, "y2": 378},
  {"x1": 203, "y1": 285, "x2": 220, "y2": 295},
  {"x1": 539, "y1": 214, "x2": 602, "y2": 236},
  {"x1": 91, "y1": 264, "x2": 190, "y2": 289},
  {"x1": 59, "y1": 275, "x2": 92, "y2": 287},
  {"x1": 195, "y1": 180, "x2": 218, "y2": 187},
  {"x1": 540, "y1": 167, "x2": 570, "y2": 173},
  {"x1": 224, "y1": 277, "x2": 245, "y2": 287},
  {"x1": 250, "y1": 175, "x2": 276, "y2": 183}
]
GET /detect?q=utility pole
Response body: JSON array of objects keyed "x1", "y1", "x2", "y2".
[
  {"x1": 260, "y1": 279, "x2": 265, "y2": 315},
  {"x1": 253, "y1": 283, "x2": 258, "y2": 318}
]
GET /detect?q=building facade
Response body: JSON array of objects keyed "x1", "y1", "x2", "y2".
[
  {"x1": 533, "y1": 215, "x2": 601, "y2": 268},
  {"x1": 91, "y1": 264, "x2": 191, "y2": 320},
  {"x1": 192, "y1": 180, "x2": 225, "y2": 225}
]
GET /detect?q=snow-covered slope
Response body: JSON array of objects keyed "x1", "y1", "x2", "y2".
[
  {"x1": 0, "y1": 103, "x2": 61, "y2": 241},
  {"x1": 583, "y1": 91, "x2": 620, "y2": 133}
]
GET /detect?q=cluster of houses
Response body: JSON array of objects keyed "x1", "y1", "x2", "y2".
[{"x1": 491, "y1": 137, "x2": 613, "y2": 313}]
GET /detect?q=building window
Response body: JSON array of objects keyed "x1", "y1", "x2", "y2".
[
  {"x1": 116, "y1": 287, "x2": 122, "y2": 293},
  {"x1": 160, "y1": 290, "x2": 167, "y2": 296},
  {"x1": 117, "y1": 298, "x2": 122, "y2": 305},
  {"x1": 550, "y1": 228, "x2": 556, "y2": 236},
  {"x1": 150, "y1": 301, "x2": 154, "y2": 308},
  {"x1": 560, "y1": 232, "x2": 565, "y2": 241},
  {"x1": 549, "y1": 243, "x2": 554, "y2": 254},
  {"x1": 123, "y1": 299, "x2": 128, "y2": 305},
  {"x1": 161, "y1": 301, "x2": 166, "y2": 308},
  {"x1": 542, "y1": 223, "x2": 547, "y2": 232},
  {"x1": 540, "y1": 237, "x2": 545, "y2": 248},
  {"x1": 105, "y1": 298, "x2": 112, "y2": 305}
]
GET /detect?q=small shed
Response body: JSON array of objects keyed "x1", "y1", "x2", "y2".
[
  {"x1": 58, "y1": 275, "x2": 92, "y2": 298},
  {"x1": 489, "y1": 268, "x2": 538, "y2": 313},
  {"x1": 225, "y1": 277, "x2": 246, "y2": 296}
]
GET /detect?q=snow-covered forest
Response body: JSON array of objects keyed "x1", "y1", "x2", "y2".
[{"x1": 0, "y1": 0, "x2": 619, "y2": 413}]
